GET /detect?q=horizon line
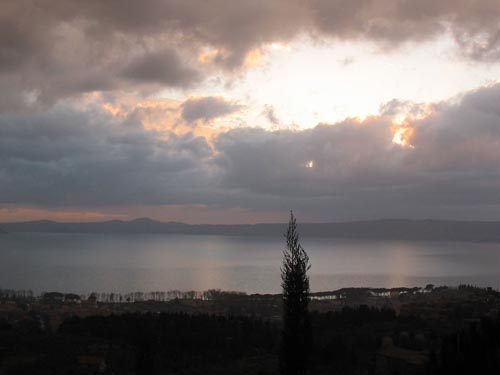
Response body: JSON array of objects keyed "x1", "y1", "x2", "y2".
[{"x1": 3, "y1": 217, "x2": 500, "y2": 225}]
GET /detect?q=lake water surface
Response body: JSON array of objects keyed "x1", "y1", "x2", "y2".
[{"x1": 1, "y1": 232, "x2": 500, "y2": 294}]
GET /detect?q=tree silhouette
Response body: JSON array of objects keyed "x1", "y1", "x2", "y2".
[{"x1": 280, "y1": 211, "x2": 312, "y2": 375}]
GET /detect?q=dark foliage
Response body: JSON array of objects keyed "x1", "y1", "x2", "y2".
[
  {"x1": 280, "y1": 212, "x2": 312, "y2": 375},
  {"x1": 5, "y1": 304, "x2": 500, "y2": 374},
  {"x1": 436, "y1": 315, "x2": 500, "y2": 375},
  {"x1": 60, "y1": 312, "x2": 279, "y2": 374}
]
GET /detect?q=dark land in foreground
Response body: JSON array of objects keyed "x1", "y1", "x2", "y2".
[
  {"x1": 1, "y1": 285, "x2": 500, "y2": 374},
  {"x1": 4, "y1": 218, "x2": 500, "y2": 242}
]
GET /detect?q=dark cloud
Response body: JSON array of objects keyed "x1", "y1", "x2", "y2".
[
  {"x1": 181, "y1": 96, "x2": 242, "y2": 123},
  {"x1": 0, "y1": 103, "x2": 217, "y2": 207},
  {"x1": 122, "y1": 50, "x2": 200, "y2": 87},
  {"x1": 379, "y1": 99, "x2": 433, "y2": 118},
  {"x1": 309, "y1": 0, "x2": 500, "y2": 56},
  {"x1": 3, "y1": 1, "x2": 500, "y2": 108},
  {"x1": 262, "y1": 104, "x2": 280, "y2": 127}
]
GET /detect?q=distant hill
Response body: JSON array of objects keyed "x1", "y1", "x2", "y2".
[{"x1": 2, "y1": 218, "x2": 500, "y2": 242}]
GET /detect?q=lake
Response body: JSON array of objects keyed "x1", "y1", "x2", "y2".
[{"x1": 1, "y1": 232, "x2": 500, "y2": 294}]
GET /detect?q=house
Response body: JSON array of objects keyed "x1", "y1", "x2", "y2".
[
  {"x1": 311, "y1": 294, "x2": 338, "y2": 301},
  {"x1": 370, "y1": 289, "x2": 391, "y2": 297},
  {"x1": 64, "y1": 293, "x2": 81, "y2": 304}
]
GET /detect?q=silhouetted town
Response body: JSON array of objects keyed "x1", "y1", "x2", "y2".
[{"x1": 1, "y1": 284, "x2": 500, "y2": 374}]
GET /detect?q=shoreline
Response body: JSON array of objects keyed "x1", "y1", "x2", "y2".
[{"x1": 1, "y1": 284, "x2": 494, "y2": 304}]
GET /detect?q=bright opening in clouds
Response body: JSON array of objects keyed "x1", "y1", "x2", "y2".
[{"x1": 206, "y1": 36, "x2": 500, "y2": 129}]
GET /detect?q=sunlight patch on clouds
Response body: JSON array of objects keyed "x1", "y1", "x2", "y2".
[
  {"x1": 244, "y1": 48, "x2": 266, "y2": 67},
  {"x1": 99, "y1": 94, "x2": 242, "y2": 135},
  {"x1": 96, "y1": 95, "x2": 226, "y2": 139},
  {"x1": 197, "y1": 48, "x2": 225, "y2": 65},
  {"x1": 99, "y1": 97, "x2": 181, "y2": 130},
  {"x1": 268, "y1": 42, "x2": 291, "y2": 51},
  {"x1": 101, "y1": 102, "x2": 122, "y2": 117},
  {"x1": 391, "y1": 126, "x2": 415, "y2": 148}
]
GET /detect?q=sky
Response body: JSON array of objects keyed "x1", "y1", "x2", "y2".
[{"x1": 2, "y1": 0, "x2": 500, "y2": 223}]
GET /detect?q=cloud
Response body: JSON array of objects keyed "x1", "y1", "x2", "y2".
[
  {"x1": 3, "y1": 75, "x2": 500, "y2": 219},
  {"x1": 212, "y1": 83, "x2": 500, "y2": 220},
  {"x1": 3, "y1": 1, "x2": 500, "y2": 108},
  {"x1": 308, "y1": 0, "x2": 500, "y2": 61},
  {"x1": 0, "y1": 102, "x2": 217, "y2": 207},
  {"x1": 181, "y1": 96, "x2": 243, "y2": 124},
  {"x1": 262, "y1": 104, "x2": 280, "y2": 127},
  {"x1": 121, "y1": 50, "x2": 201, "y2": 87}
]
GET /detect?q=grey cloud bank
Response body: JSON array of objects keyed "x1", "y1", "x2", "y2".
[
  {"x1": 2, "y1": 83, "x2": 500, "y2": 221},
  {"x1": 0, "y1": 104, "x2": 216, "y2": 207}
]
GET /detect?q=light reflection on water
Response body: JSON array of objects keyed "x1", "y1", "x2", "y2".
[{"x1": 1, "y1": 232, "x2": 500, "y2": 294}]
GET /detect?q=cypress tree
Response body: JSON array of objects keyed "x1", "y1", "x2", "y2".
[{"x1": 280, "y1": 211, "x2": 312, "y2": 375}]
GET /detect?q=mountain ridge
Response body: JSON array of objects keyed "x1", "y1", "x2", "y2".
[{"x1": 2, "y1": 218, "x2": 500, "y2": 242}]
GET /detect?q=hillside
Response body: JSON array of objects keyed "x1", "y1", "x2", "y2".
[{"x1": 2, "y1": 218, "x2": 500, "y2": 242}]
